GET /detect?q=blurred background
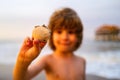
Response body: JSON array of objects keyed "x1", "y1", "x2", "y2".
[{"x1": 0, "y1": 0, "x2": 120, "y2": 80}]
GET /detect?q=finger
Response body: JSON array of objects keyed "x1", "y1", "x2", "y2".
[
  {"x1": 39, "y1": 41, "x2": 47, "y2": 49},
  {"x1": 20, "y1": 37, "x2": 33, "y2": 51},
  {"x1": 33, "y1": 39, "x2": 41, "y2": 50},
  {"x1": 25, "y1": 37, "x2": 33, "y2": 47},
  {"x1": 18, "y1": 37, "x2": 32, "y2": 58}
]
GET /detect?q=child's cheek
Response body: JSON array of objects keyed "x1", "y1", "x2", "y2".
[{"x1": 53, "y1": 33, "x2": 59, "y2": 40}]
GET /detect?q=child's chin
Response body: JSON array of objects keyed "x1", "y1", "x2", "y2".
[{"x1": 60, "y1": 48, "x2": 73, "y2": 52}]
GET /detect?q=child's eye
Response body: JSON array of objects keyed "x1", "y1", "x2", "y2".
[
  {"x1": 56, "y1": 30, "x2": 62, "y2": 34},
  {"x1": 68, "y1": 30, "x2": 75, "y2": 34}
]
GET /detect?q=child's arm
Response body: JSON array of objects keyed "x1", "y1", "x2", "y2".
[
  {"x1": 13, "y1": 37, "x2": 46, "y2": 80},
  {"x1": 83, "y1": 59, "x2": 86, "y2": 80}
]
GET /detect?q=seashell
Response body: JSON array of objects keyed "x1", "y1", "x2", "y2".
[{"x1": 32, "y1": 24, "x2": 50, "y2": 41}]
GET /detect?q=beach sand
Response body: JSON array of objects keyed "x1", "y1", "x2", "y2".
[{"x1": 0, "y1": 64, "x2": 119, "y2": 80}]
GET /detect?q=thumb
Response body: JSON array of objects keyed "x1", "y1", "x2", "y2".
[{"x1": 33, "y1": 39, "x2": 41, "y2": 52}]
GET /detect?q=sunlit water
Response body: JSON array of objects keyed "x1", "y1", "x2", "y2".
[{"x1": 0, "y1": 39, "x2": 120, "y2": 79}]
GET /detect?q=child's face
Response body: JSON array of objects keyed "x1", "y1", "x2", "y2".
[{"x1": 53, "y1": 29, "x2": 78, "y2": 52}]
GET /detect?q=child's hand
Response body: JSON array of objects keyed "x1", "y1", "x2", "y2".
[{"x1": 18, "y1": 37, "x2": 47, "y2": 62}]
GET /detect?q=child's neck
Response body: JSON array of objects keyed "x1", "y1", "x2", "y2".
[{"x1": 54, "y1": 50, "x2": 75, "y2": 59}]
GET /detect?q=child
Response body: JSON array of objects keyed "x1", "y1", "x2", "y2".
[{"x1": 13, "y1": 7, "x2": 86, "y2": 80}]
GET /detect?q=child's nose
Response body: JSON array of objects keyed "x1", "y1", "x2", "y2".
[{"x1": 61, "y1": 32, "x2": 69, "y2": 40}]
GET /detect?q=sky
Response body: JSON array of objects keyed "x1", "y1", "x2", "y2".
[{"x1": 0, "y1": 0, "x2": 120, "y2": 40}]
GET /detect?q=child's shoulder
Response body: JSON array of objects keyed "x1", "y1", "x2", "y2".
[
  {"x1": 75, "y1": 55, "x2": 86, "y2": 63},
  {"x1": 39, "y1": 54, "x2": 56, "y2": 67},
  {"x1": 40, "y1": 53, "x2": 54, "y2": 62},
  {"x1": 44, "y1": 53, "x2": 54, "y2": 58}
]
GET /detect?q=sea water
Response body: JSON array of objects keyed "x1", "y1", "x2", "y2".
[{"x1": 0, "y1": 39, "x2": 120, "y2": 79}]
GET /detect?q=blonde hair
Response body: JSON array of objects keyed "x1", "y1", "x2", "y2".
[{"x1": 48, "y1": 7, "x2": 83, "y2": 51}]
